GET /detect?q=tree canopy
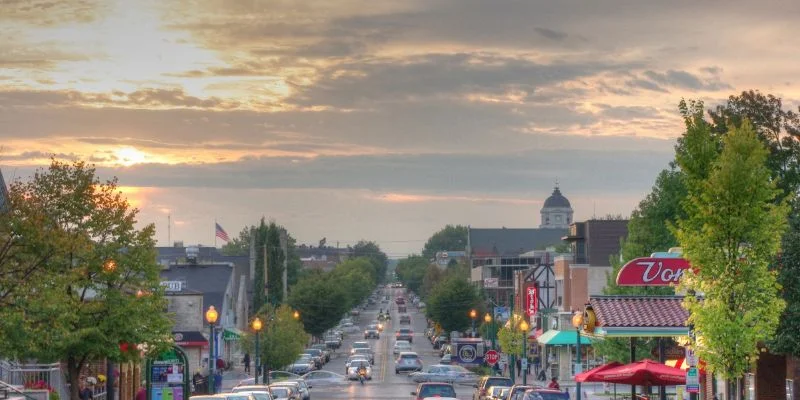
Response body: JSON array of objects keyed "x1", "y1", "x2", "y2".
[
  {"x1": 422, "y1": 225, "x2": 468, "y2": 259},
  {"x1": 241, "y1": 304, "x2": 308, "y2": 374},
  {"x1": 425, "y1": 275, "x2": 484, "y2": 333},
  {"x1": 0, "y1": 160, "x2": 172, "y2": 400}
]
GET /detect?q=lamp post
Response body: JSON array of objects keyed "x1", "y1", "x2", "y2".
[
  {"x1": 519, "y1": 320, "x2": 530, "y2": 385},
  {"x1": 572, "y1": 311, "x2": 584, "y2": 400},
  {"x1": 469, "y1": 309, "x2": 477, "y2": 337},
  {"x1": 252, "y1": 317, "x2": 263, "y2": 384},
  {"x1": 102, "y1": 259, "x2": 117, "y2": 400},
  {"x1": 293, "y1": 310, "x2": 300, "y2": 320},
  {"x1": 484, "y1": 313, "x2": 494, "y2": 349},
  {"x1": 205, "y1": 306, "x2": 219, "y2": 394}
]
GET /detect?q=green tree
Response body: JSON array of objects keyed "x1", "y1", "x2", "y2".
[
  {"x1": 330, "y1": 258, "x2": 377, "y2": 309},
  {"x1": 288, "y1": 272, "x2": 347, "y2": 338},
  {"x1": 426, "y1": 275, "x2": 483, "y2": 333},
  {"x1": 0, "y1": 160, "x2": 172, "y2": 400},
  {"x1": 422, "y1": 225, "x2": 468, "y2": 259},
  {"x1": 241, "y1": 304, "x2": 308, "y2": 374},
  {"x1": 421, "y1": 265, "x2": 445, "y2": 299},
  {"x1": 676, "y1": 121, "x2": 788, "y2": 379},
  {"x1": 497, "y1": 315, "x2": 527, "y2": 356},
  {"x1": 395, "y1": 255, "x2": 428, "y2": 294},
  {"x1": 351, "y1": 241, "x2": 388, "y2": 283},
  {"x1": 221, "y1": 226, "x2": 252, "y2": 256}
]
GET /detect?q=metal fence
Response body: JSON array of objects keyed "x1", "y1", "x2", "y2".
[{"x1": 0, "y1": 361, "x2": 68, "y2": 400}]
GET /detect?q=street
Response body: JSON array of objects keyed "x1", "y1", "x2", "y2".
[{"x1": 307, "y1": 287, "x2": 475, "y2": 400}]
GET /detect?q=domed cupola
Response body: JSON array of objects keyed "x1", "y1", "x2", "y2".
[{"x1": 540, "y1": 183, "x2": 573, "y2": 229}]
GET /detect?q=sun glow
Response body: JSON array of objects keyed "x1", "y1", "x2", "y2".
[{"x1": 114, "y1": 147, "x2": 147, "y2": 166}]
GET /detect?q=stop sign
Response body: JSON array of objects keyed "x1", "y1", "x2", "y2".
[{"x1": 484, "y1": 350, "x2": 500, "y2": 366}]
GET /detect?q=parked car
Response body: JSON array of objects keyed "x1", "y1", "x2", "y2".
[
  {"x1": 409, "y1": 364, "x2": 478, "y2": 384},
  {"x1": 395, "y1": 328, "x2": 414, "y2": 343},
  {"x1": 393, "y1": 340, "x2": 412, "y2": 355},
  {"x1": 286, "y1": 357, "x2": 315, "y2": 375},
  {"x1": 300, "y1": 370, "x2": 348, "y2": 387},
  {"x1": 520, "y1": 389, "x2": 570, "y2": 400},
  {"x1": 394, "y1": 351, "x2": 423, "y2": 374},
  {"x1": 301, "y1": 350, "x2": 323, "y2": 369},
  {"x1": 411, "y1": 382, "x2": 458, "y2": 400},
  {"x1": 309, "y1": 344, "x2": 331, "y2": 362},
  {"x1": 473, "y1": 376, "x2": 514, "y2": 400}
]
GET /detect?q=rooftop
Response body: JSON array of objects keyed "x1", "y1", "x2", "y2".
[{"x1": 589, "y1": 295, "x2": 689, "y2": 328}]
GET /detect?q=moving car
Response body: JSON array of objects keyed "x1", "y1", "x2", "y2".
[
  {"x1": 473, "y1": 376, "x2": 514, "y2": 400},
  {"x1": 394, "y1": 351, "x2": 423, "y2": 374},
  {"x1": 411, "y1": 382, "x2": 458, "y2": 400},
  {"x1": 233, "y1": 392, "x2": 273, "y2": 400},
  {"x1": 487, "y1": 385, "x2": 511, "y2": 400},
  {"x1": 346, "y1": 359, "x2": 373, "y2": 380},
  {"x1": 395, "y1": 328, "x2": 414, "y2": 343},
  {"x1": 520, "y1": 389, "x2": 570, "y2": 400},
  {"x1": 350, "y1": 341, "x2": 371, "y2": 354},
  {"x1": 409, "y1": 364, "x2": 478, "y2": 384},
  {"x1": 364, "y1": 325, "x2": 380, "y2": 339},
  {"x1": 352, "y1": 347, "x2": 375, "y2": 364},
  {"x1": 393, "y1": 340, "x2": 412, "y2": 355},
  {"x1": 399, "y1": 315, "x2": 411, "y2": 324},
  {"x1": 271, "y1": 381, "x2": 308, "y2": 400},
  {"x1": 287, "y1": 356, "x2": 315, "y2": 375},
  {"x1": 266, "y1": 385, "x2": 299, "y2": 400}
]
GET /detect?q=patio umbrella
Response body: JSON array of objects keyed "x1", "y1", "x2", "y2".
[
  {"x1": 595, "y1": 359, "x2": 686, "y2": 386},
  {"x1": 575, "y1": 361, "x2": 624, "y2": 382}
]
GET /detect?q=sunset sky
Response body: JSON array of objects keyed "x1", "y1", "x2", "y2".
[{"x1": 3, "y1": 0, "x2": 799, "y2": 256}]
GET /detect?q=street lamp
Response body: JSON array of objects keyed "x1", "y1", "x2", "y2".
[
  {"x1": 469, "y1": 309, "x2": 477, "y2": 337},
  {"x1": 293, "y1": 310, "x2": 300, "y2": 320},
  {"x1": 519, "y1": 320, "x2": 530, "y2": 385},
  {"x1": 484, "y1": 313, "x2": 495, "y2": 349},
  {"x1": 102, "y1": 259, "x2": 117, "y2": 400},
  {"x1": 252, "y1": 317, "x2": 263, "y2": 384},
  {"x1": 572, "y1": 311, "x2": 584, "y2": 400},
  {"x1": 205, "y1": 306, "x2": 219, "y2": 394}
]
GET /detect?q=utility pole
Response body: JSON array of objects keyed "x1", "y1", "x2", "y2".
[
  {"x1": 264, "y1": 241, "x2": 269, "y2": 304},
  {"x1": 279, "y1": 229, "x2": 288, "y2": 303}
]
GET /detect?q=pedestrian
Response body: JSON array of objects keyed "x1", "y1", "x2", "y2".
[
  {"x1": 516, "y1": 357, "x2": 522, "y2": 377},
  {"x1": 548, "y1": 377, "x2": 560, "y2": 390},
  {"x1": 214, "y1": 370, "x2": 223, "y2": 393},
  {"x1": 243, "y1": 353, "x2": 251, "y2": 374},
  {"x1": 78, "y1": 381, "x2": 93, "y2": 400},
  {"x1": 135, "y1": 381, "x2": 146, "y2": 400},
  {"x1": 533, "y1": 354, "x2": 541, "y2": 375}
]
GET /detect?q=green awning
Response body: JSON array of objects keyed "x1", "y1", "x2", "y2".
[
  {"x1": 537, "y1": 330, "x2": 592, "y2": 346},
  {"x1": 223, "y1": 328, "x2": 242, "y2": 341}
]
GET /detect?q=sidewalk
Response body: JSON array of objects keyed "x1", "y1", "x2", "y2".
[{"x1": 221, "y1": 363, "x2": 250, "y2": 391}]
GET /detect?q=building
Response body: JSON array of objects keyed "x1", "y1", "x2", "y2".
[
  {"x1": 295, "y1": 245, "x2": 349, "y2": 271},
  {"x1": 160, "y1": 262, "x2": 246, "y2": 376},
  {"x1": 540, "y1": 185, "x2": 574, "y2": 229},
  {"x1": 0, "y1": 168, "x2": 8, "y2": 212},
  {"x1": 468, "y1": 186, "x2": 572, "y2": 307}
]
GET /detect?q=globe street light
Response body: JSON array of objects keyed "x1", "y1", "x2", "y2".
[
  {"x1": 484, "y1": 313, "x2": 495, "y2": 349},
  {"x1": 252, "y1": 317, "x2": 263, "y2": 384},
  {"x1": 519, "y1": 319, "x2": 530, "y2": 385},
  {"x1": 205, "y1": 306, "x2": 219, "y2": 394},
  {"x1": 293, "y1": 310, "x2": 300, "y2": 320},
  {"x1": 469, "y1": 309, "x2": 477, "y2": 337},
  {"x1": 572, "y1": 311, "x2": 585, "y2": 400}
]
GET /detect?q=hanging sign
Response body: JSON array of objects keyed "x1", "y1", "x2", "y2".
[
  {"x1": 525, "y1": 284, "x2": 538, "y2": 317},
  {"x1": 616, "y1": 257, "x2": 691, "y2": 286}
]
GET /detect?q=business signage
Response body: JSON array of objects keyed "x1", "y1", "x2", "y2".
[
  {"x1": 686, "y1": 367, "x2": 700, "y2": 393},
  {"x1": 525, "y1": 284, "x2": 538, "y2": 317},
  {"x1": 616, "y1": 258, "x2": 691, "y2": 286},
  {"x1": 484, "y1": 278, "x2": 499, "y2": 288},
  {"x1": 160, "y1": 281, "x2": 183, "y2": 292}
]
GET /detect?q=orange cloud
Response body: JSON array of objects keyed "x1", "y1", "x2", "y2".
[{"x1": 370, "y1": 192, "x2": 540, "y2": 205}]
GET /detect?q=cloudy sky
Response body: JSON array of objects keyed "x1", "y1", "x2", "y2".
[{"x1": 2, "y1": 0, "x2": 799, "y2": 256}]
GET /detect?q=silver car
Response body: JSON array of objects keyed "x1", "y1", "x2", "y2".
[
  {"x1": 300, "y1": 370, "x2": 348, "y2": 387},
  {"x1": 409, "y1": 364, "x2": 479, "y2": 384}
]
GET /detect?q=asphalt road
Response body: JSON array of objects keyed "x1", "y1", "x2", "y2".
[{"x1": 309, "y1": 286, "x2": 475, "y2": 400}]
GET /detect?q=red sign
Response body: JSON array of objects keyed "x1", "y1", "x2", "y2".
[
  {"x1": 616, "y1": 257, "x2": 691, "y2": 286},
  {"x1": 525, "y1": 284, "x2": 538, "y2": 317},
  {"x1": 485, "y1": 350, "x2": 500, "y2": 366}
]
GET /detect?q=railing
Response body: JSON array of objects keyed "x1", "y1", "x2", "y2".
[
  {"x1": 0, "y1": 379, "x2": 43, "y2": 400},
  {"x1": 0, "y1": 361, "x2": 67, "y2": 400}
]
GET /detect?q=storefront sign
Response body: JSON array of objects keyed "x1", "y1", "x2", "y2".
[
  {"x1": 484, "y1": 278, "x2": 499, "y2": 288},
  {"x1": 616, "y1": 257, "x2": 691, "y2": 286},
  {"x1": 160, "y1": 281, "x2": 183, "y2": 292},
  {"x1": 525, "y1": 284, "x2": 538, "y2": 317}
]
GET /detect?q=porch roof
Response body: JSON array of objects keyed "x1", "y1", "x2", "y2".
[{"x1": 588, "y1": 295, "x2": 690, "y2": 338}]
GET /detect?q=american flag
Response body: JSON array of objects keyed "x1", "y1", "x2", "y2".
[{"x1": 215, "y1": 223, "x2": 230, "y2": 242}]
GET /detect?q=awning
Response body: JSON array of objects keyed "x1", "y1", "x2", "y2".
[
  {"x1": 223, "y1": 328, "x2": 243, "y2": 341},
  {"x1": 173, "y1": 331, "x2": 209, "y2": 347},
  {"x1": 537, "y1": 329, "x2": 592, "y2": 346}
]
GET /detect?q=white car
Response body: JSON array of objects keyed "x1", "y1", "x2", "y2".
[
  {"x1": 346, "y1": 359, "x2": 373, "y2": 380},
  {"x1": 301, "y1": 370, "x2": 348, "y2": 387},
  {"x1": 233, "y1": 391, "x2": 274, "y2": 400},
  {"x1": 393, "y1": 340, "x2": 412, "y2": 354}
]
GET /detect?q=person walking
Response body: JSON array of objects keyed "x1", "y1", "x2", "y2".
[
  {"x1": 516, "y1": 357, "x2": 522, "y2": 377},
  {"x1": 243, "y1": 353, "x2": 251, "y2": 374},
  {"x1": 548, "y1": 377, "x2": 560, "y2": 390}
]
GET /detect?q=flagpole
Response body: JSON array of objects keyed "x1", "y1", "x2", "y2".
[{"x1": 214, "y1": 219, "x2": 217, "y2": 248}]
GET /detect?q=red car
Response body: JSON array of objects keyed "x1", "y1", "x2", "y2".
[
  {"x1": 411, "y1": 382, "x2": 457, "y2": 400},
  {"x1": 396, "y1": 297, "x2": 406, "y2": 305}
]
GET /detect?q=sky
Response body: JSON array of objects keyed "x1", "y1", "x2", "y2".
[{"x1": 2, "y1": 0, "x2": 799, "y2": 257}]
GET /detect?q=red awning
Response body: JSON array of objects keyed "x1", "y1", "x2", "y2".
[
  {"x1": 575, "y1": 361, "x2": 623, "y2": 383},
  {"x1": 595, "y1": 359, "x2": 686, "y2": 386}
]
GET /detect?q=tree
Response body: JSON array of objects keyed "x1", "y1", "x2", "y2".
[
  {"x1": 676, "y1": 121, "x2": 788, "y2": 379},
  {"x1": 395, "y1": 255, "x2": 428, "y2": 295},
  {"x1": 0, "y1": 160, "x2": 172, "y2": 400},
  {"x1": 241, "y1": 304, "x2": 308, "y2": 374},
  {"x1": 330, "y1": 258, "x2": 377, "y2": 309},
  {"x1": 426, "y1": 275, "x2": 483, "y2": 333},
  {"x1": 220, "y1": 226, "x2": 252, "y2": 256},
  {"x1": 770, "y1": 212, "x2": 800, "y2": 355},
  {"x1": 288, "y1": 273, "x2": 347, "y2": 338},
  {"x1": 351, "y1": 241, "x2": 388, "y2": 283},
  {"x1": 497, "y1": 315, "x2": 527, "y2": 356},
  {"x1": 421, "y1": 265, "x2": 445, "y2": 299},
  {"x1": 422, "y1": 225, "x2": 468, "y2": 259}
]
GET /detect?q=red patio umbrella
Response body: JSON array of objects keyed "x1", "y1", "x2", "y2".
[
  {"x1": 595, "y1": 359, "x2": 686, "y2": 386},
  {"x1": 575, "y1": 361, "x2": 624, "y2": 382}
]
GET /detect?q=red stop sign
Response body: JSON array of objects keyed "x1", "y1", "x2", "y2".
[{"x1": 485, "y1": 350, "x2": 500, "y2": 366}]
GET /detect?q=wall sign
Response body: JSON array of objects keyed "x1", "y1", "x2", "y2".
[{"x1": 616, "y1": 257, "x2": 691, "y2": 286}]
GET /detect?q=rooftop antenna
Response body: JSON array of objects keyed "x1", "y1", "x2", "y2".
[{"x1": 593, "y1": 202, "x2": 596, "y2": 219}]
